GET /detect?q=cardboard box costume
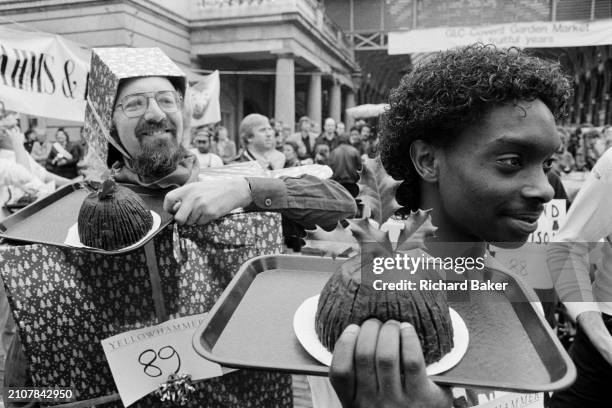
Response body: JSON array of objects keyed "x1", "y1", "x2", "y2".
[
  {"x1": 1, "y1": 215, "x2": 291, "y2": 407},
  {"x1": 0, "y1": 48, "x2": 292, "y2": 407}
]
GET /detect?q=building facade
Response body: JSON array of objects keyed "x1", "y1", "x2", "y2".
[
  {"x1": 0, "y1": 0, "x2": 360, "y2": 141},
  {"x1": 3, "y1": 0, "x2": 612, "y2": 137},
  {"x1": 323, "y1": 0, "x2": 612, "y2": 126}
]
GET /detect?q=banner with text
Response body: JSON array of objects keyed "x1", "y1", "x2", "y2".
[
  {"x1": 389, "y1": 19, "x2": 612, "y2": 54},
  {"x1": 0, "y1": 25, "x2": 90, "y2": 122}
]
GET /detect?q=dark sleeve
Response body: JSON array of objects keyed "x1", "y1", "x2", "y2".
[
  {"x1": 62, "y1": 145, "x2": 80, "y2": 166},
  {"x1": 45, "y1": 147, "x2": 57, "y2": 166},
  {"x1": 547, "y1": 170, "x2": 569, "y2": 206},
  {"x1": 245, "y1": 174, "x2": 357, "y2": 229},
  {"x1": 352, "y1": 148, "x2": 363, "y2": 171}
]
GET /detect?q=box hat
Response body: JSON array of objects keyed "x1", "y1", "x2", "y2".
[{"x1": 83, "y1": 47, "x2": 186, "y2": 165}]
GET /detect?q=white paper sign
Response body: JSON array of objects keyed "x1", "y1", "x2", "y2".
[
  {"x1": 101, "y1": 314, "x2": 222, "y2": 407},
  {"x1": 491, "y1": 199, "x2": 567, "y2": 289},
  {"x1": 475, "y1": 392, "x2": 544, "y2": 408}
]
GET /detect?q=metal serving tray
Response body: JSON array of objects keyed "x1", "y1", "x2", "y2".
[
  {"x1": 193, "y1": 254, "x2": 576, "y2": 392},
  {"x1": 0, "y1": 182, "x2": 174, "y2": 254}
]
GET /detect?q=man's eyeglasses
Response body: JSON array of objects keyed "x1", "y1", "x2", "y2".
[{"x1": 115, "y1": 90, "x2": 182, "y2": 118}]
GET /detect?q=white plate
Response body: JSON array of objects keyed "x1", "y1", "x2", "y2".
[
  {"x1": 293, "y1": 295, "x2": 469, "y2": 375},
  {"x1": 64, "y1": 210, "x2": 161, "y2": 252}
]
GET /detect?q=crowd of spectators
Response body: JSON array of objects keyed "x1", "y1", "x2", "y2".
[
  {"x1": 552, "y1": 125, "x2": 612, "y2": 174},
  {"x1": 0, "y1": 112, "x2": 77, "y2": 221},
  {"x1": 185, "y1": 115, "x2": 380, "y2": 199}
]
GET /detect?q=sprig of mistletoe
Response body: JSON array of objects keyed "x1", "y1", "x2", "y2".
[{"x1": 305, "y1": 156, "x2": 436, "y2": 258}]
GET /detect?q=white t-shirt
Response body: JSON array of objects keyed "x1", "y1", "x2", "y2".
[
  {"x1": 0, "y1": 149, "x2": 49, "y2": 181},
  {"x1": 0, "y1": 149, "x2": 52, "y2": 220},
  {"x1": 190, "y1": 149, "x2": 224, "y2": 169},
  {"x1": 549, "y1": 148, "x2": 612, "y2": 318}
]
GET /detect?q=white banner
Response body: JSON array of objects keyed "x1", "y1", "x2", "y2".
[
  {"x1": 389, "y1": 19, "x2": 612, "y2": 54},
  {"x1": 0, "y1": 26, "x2": 90, "y2": 122}
]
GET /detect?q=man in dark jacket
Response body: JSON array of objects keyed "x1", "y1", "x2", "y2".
[{"x1": 328, "y1": 136, "x2": 362, "y2": 197}]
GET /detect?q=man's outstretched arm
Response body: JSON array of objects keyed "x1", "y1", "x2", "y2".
[{"x1": 163, "y1": 174, "x2": 357, "y2": 228}]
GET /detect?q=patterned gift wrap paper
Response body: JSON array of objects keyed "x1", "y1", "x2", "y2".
[{"x1": 0, "y1": 212, "x2": 294, "y2": 408}]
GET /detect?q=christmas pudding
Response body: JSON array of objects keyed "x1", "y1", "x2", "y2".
[
  {"x1": 314, "y1": 253, "x2": 454, "y2": 364},
  {"x1": 78, "y1": 178, "x2": 153, "y2": 250}
]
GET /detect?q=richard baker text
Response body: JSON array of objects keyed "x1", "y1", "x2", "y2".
[{"x1": 372, "y1": 279, "x2": 508, "y2": 292}]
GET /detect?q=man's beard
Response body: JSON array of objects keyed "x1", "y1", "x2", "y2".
[
  {"x1": 130, "y1": 117, "x2": 186, "y2": 180},
  {"x1": 131, "y1": 136, "x2": 188, "y2": 180}
]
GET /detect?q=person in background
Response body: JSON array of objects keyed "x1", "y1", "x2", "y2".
[
  {"x1": 282, "y1": 140, "x2": 301, "y2": 168},
  {"x1": 328, "y1": 135, "x2": 362, "y2": 197},
  {"x1": 0, "y1": 112, "x2": 70, "y2": 222},
  {"x1": 360, "y1": 124, "x2": 371, "y2": 141},
  {"x1": 45, "y1": 128, "x2": 81, "y2": 179},
  {"x1": 584, "y1": 129, "x2": 602, "y2": 170},
  {"x1": 364, "y1": 131, "x2": 380, "y2": 159},
  {"x1": 29, "y1": 127, "x2": 52, "y2": 166},
  {"x1": 23, "y1": 129, "x2": 36, "y2": 153},
  {"x1": 275, "y1": 127, "x2": 286, "y2": 152},
  {"x1": 311, "y1": 121, "x2": 321, "y2": 136},
  {"x1": 76, "y1": 127, "x2": 91, "y2": 177},
  {"x1": 234, "y1": 113, "x2": 285, "y2": 170},
  {"x1": 282, "y1": 124, "x2": 292, "y2": 143},
  {"x1": 0, "y1": 114, "x2": 70, "y2": 191},
  {"x1": 552, "y1": 128, "x2": 575, "y2": 174},
  {"x1": 270, "y1": 118, "x2": 284, "y2": 143},
  {"x1": 336, "y1": 121, "x2": 346, "y2": 137},
  {"x1": 190, "y1": 128, "x2": 223, "y2": 168},
  {"x1": 348, "y1": 126, "x2": 365, "y2": 156},
  {"x1": 603, "y1": 125, "x2": 612, "y2": 152},
  {"x1": 315, "y1": 117, "x2": 340, "y2": 152},
  {"x1": 288, "y1": 116, "x2": 317, "y2": 160},
  {"x1": 313, "y1": 143, "x2": 330, "y2": 166},
  {"x1": 0, "y1": 113, "x2": 48, "y2": 217},
  {"x1": 212, "y1": 125, "x2": 236, "y2": 164}
]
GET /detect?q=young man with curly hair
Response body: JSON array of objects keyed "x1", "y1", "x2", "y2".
[{"x1": 327, "y1": 44, "x2": 572, "y2": 408}]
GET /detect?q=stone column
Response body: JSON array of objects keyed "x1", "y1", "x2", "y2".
[
  {"x1": 274, "y1": 55, "x2": 295, "y2": 130},
  {"x1": 344, "y1": 89, "x2": 356, "y2": 129},
  {"x1": 329, "y1": 79, "x2": 342, "y2": 123},
  {"x1": 236, "y1": 76, "x2": 244, "y2": 147},
  {"x1": 308, "y1": 72, "x2": 322, "y2": 129}
]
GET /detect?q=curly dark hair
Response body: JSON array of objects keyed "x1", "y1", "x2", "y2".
[{"x1": 380, "y1": 44, "x2": 573, "y2": 210}]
